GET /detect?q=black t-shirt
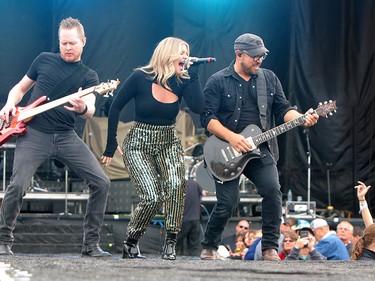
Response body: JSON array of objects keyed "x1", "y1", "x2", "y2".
[
  {"x1": 236, "y1": 75, "x2": 261, "y2": 133},
  {"x1": 26, "y1": 52, "x2": 99, "y2": 133}
]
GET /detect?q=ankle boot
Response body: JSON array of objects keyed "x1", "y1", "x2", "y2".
[
  {"x1": 81, "y1": 243, "x2": 111, "y2": 258},
  {"x1": 162, "y1": 233, "x2": 177, "y2": 260},
  {"x1": 123, "y1": 239, "x2": 145, "y2": 259}
]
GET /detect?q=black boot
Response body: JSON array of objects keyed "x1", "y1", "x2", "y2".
[
  {"x1": 162, "y1": 233, "x2": 177, "y2": 260},
  {"x1": 81, "y1": 244, "x2": 111, "y2": 258},
  {"x1": 123, "y1": 239, "x2": 146, "y2": 259}
]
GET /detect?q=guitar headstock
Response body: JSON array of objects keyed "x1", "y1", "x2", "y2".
[
  {"x1": 315, "y1": 100, "x2": 337, "y2": 117},
  {"x1": 94, "y1": 79, "x2": 120, "y2": 97}
]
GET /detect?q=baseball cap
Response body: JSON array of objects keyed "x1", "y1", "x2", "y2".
[
  {"x1": 310, "y1": 218, "x2": 328, "y2": 231},
  {"x1": 234, "y1": 33, "x2": 269, "y2": 56},
  {"x1": 291, "y1": 219, "x2": 311, "y2": 231}
]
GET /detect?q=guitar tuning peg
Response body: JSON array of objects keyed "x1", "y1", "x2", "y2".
[{"x1": 324, "y1": 101, "x2": 327, "y2": 104}]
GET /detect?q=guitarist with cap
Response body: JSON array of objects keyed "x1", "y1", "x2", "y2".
[
  {"x1": 0, "y1": 17, "x2": 111, "y2": 258},
  {"x1": 199, "y1": 33, "x2": 319, "y2": 261}
]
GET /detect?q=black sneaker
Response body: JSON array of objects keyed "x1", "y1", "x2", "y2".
[
  {"x1": 161, "y1": 238, "x2": 177, "y2": 260},
  {"x1": 123, "y1": 241, "x2": 146, "y2": 259}
]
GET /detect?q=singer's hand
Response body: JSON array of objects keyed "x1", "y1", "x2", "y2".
[{"x1": 184, "y1": 57, "x2": 197, "y2": 69}]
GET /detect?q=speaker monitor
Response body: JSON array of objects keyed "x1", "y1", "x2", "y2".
[{"x1": 285, "y1": 201, "x2": 316, "y2": 219}]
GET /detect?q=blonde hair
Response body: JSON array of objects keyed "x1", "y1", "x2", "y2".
[
  {"x1": 351, "y1": 223, "x2": 375, "y2": 260},
  {"x1": 59, "y1": 17, "x2": 85, "y2": 41},
  {"x1": 137, "y1": 37, "x2": 190, "y2": 90}
]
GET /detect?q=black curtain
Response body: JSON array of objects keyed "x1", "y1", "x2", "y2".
[
  {"x1": 0, "y1": 0, "x2": 374, "y2": 215},
  {"x1": 284, "y1": 0, "x2": 375, "y2": 214}
]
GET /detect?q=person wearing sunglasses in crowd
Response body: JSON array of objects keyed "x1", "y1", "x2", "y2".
[{"x1": 220, "y1": 220, "x2": 250, "y2": 253}]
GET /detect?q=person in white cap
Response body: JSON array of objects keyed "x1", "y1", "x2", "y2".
[
  {"x1": 199, "y1": 33, "x2": 319, "y2": 261},
  {"x1": 310, "y1": 218, "x2": 349, "y2": 260}
]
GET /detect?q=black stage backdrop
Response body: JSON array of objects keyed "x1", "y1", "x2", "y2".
[{"x1": 0, "y1": 0, "x2": 374, "y2": 215}]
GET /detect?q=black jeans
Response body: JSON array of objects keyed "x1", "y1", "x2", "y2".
[
  {"x1": 0, "y1": 126, "x2": 110, "y2": 246},
  {"x1": 201, "y1": 145, "x2": 282, "y2": 251}
]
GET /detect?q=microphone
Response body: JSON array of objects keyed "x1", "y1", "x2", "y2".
[
  {"x1": 190, "y1": 57, "x2": 216, "y2": 65},
  {"x1": 184, "y1": 57, "x2": 216, "y2": 68}
]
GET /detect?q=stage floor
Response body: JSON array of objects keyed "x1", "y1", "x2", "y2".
[{"x1": 1, "y1": 254, "x2": 374, "y2": 281}]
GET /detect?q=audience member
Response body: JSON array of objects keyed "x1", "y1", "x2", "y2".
[
  {"x1": 291, "y1": 219, "x2": 311, "y2": 234},
  {"x1": 243, "y1": 230, "x2": 256, "y2": 249},
  {"x1": 351, "y1": 180, "x2": 375, "y2": 260},
  {"x1": 280, "y1": 218, "x2": 297, "y2": 234},
  {"x1": 351, "y1": 223, "x2": 375, "y2": 260},
  {"x1": 279, "y1": 231, "x2": 298, "y2": 260},
  {"x1": 356, "y1": 181, "x2": 373, "y2": 227},
  {"x1": 284, "y1": 227, "x2": 327, "y2": 260},
  {"x1": 229, "y1": 233, "x2": 247, "y2": 260},
  {"x1": 221, "y1": 220, "x2": 250, "y2": 253},
  {"x1": 310, "y1": 218, "x2": 349, "y2": 260},
  {"x1": 352, "y1": 225, "x2": 365, "y2": 246},
  {"x1": 244, "y1": 236, "x2": 262, "y2": 261},
  {"x1": 336, "y1": 221, "x2": 354, "y2": 256},
  {"x1": 176, "y1": 178, "x2": 206, "y2": 256}
]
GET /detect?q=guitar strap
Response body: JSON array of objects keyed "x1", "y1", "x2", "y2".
[
  {"x1": 256, "y1": 68, "x2": 267, "y2": 131},
  {"x1": 47, "y1": 63, "x2": 89, "y2": 101},
  {"x1": 256, "y1": 68, "x2": 279, "y2": 160}
]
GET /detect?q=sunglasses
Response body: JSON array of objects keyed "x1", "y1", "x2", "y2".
[
  {"x1": 241, "y1": 51, "x2": 268, "y2": 62},
  {"x1": 239, "y1": 225, "x2": 249, "y2": 230},
  {"x1": 283, "y1": 239, "x2": 295, "y2": 243}
]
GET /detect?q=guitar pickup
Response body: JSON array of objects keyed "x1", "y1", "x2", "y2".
[
  {"x1": 226, "y1": 146, "x2": 236, "y2": 159},
  {"x1": 221, "y1": 149, "x2": 229, "y2": 162}
]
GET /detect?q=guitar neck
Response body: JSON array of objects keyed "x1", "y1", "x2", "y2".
[
  {"x1": 251, "y1": 115, "x2": 306, "y2": 147},
  {"x1": 18, "y1": 86, "x2": 96, "y2": 121}
]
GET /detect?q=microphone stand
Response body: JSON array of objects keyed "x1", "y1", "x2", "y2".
[
  {"x1": 326, "y1": 162, "x2": 334, "y2": 216},
  {"x1": 304, "y1": 128, "x2": 312, "y2": 217}
]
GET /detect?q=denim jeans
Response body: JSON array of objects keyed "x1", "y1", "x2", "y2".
[
  {"x1": 0, "y1": 126, "x2": 110, "y2": 246},
  {"x1": 201, "y1": 145, "x2": 282, "y2": 251}
]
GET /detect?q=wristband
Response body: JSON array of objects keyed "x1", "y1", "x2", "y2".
[
  {"x1": 78, "y1": 104, "x2": 88, "y2": 115},
  {"x1": 359, "y1": 200, "x2": 368, "y2": 213}
]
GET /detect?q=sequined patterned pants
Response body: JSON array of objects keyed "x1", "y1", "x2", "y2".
[{"x1": 122, "y1": 122, "x2": 186, "y2": 240}]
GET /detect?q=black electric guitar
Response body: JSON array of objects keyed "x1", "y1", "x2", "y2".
[{"x1": 204, "y1": 100, "x2": 337, "y2": 182}]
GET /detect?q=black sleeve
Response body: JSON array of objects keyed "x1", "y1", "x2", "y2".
[
  {"x1": 103, "y1": 71, "x2": 138, "y2": 157},
  {"x1": 181, "y1": 64, "x2": 205, "y2": 114}
]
